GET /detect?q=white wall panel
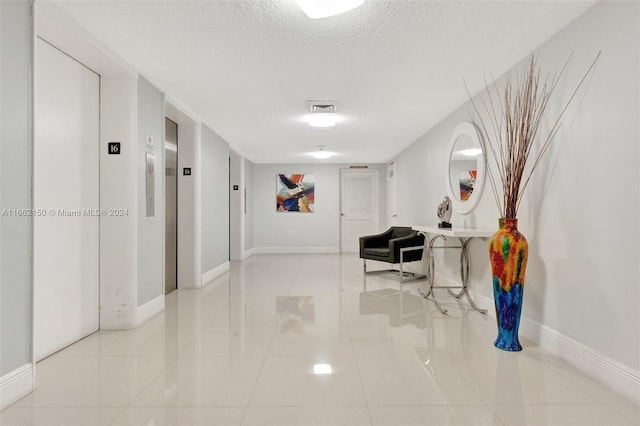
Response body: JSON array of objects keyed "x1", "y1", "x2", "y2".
[
  {"x1": 392, "y1": 0, "x2": 639, "y2": 397},
  {"x1": 200, "y1": 124, "x2": 230, "y2": 273},
  {"x1": 253, "y1": 164, "x2": 386, "y2": 251},
  {"x1": 0, "y1": 0, "x2": 33, "y2": 380}
]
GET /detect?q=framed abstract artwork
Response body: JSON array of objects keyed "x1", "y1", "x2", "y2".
[{"x1": 276, "y1": 174, "x2": 314, "y2": 212}]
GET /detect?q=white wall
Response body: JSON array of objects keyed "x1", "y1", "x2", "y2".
[
  {"x1": 0, "y1": 0, "x2": 33, "y2": 381},
  {"x1": 137, "y1": 76, "x2": 164, "y2": 306},
  {"x1": 2, "y1": 0, "x2": 240, "y2": 348},
  {"x1": 36, "y1": 2, "x2": 142, "y2": 331},
  {"x1": 229, "y1": 149, "x2": 243, "y2": 260},
  {"x1": 99, "y1": 75, "x2": 140, "y2": 329},
  {"x1": 393, "y1": 1, "x2": 639, "y2": 399},
  {"x1": 253, "y1": 163, "x2": 386, "y2": 252},
  {"x1": 166, "y1": 102, "x2": 202, "y2": 289},
  {"x1": 200, "y1": 124, "x2": 230, "y2": 273}
]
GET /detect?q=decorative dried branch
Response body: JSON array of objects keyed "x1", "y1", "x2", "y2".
[{"x1": 464, "y1": 52, "x2": 600, "y2": 219}]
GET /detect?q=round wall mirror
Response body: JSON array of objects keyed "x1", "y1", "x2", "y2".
[{"x1": 445, "y1": 122, "x2": 485, "y2": 215}]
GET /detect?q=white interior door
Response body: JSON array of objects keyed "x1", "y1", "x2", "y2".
[
  {"x1": 340, "y1": 169, "x2": 379, "y2": 253},
  {"x1": 387, "y1": 162, "x2": 398, "y2": 226},
  {"x1": 34, "y1": 38, "x2": 100, "y2": 361}
]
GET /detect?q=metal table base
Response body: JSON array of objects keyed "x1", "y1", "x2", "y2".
[{"x1": 417, "y1": 233, "x2": 488, "y2": 315}]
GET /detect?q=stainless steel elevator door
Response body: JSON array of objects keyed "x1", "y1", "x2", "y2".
[{"x1": 165, "y1": 118, "x2": 178, "y2": 294}]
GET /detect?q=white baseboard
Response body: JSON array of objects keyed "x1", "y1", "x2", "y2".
[
  {"x1": 201, "y1": 261, "x2": 230, "y2": 285},
  {"x1": 0, "y1": 363, "x2": 33, "y2": 410},
  {"x1": 242, "y1": 248, "x2": 255, "y2": 260},
  {"x1": 253, "y1": 246, "x2": 340, "y2": 254},
  {"x1": 136, "y1": 294, "x2": 165, "y2": 326},
  {"x1": 468, "y1": 289, "x2": 640, "y2": 403},
  {"x1": 100, "y1": 310, "x2": 137, "y2": 330}
]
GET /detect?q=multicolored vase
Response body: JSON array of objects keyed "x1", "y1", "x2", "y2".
[{"x1": 489, "y1": 218, "x2": 528, "y2": 351}]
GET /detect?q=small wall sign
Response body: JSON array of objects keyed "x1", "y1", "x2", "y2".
[
  {"x1": 183, "y1": 168, "x2": 192, "y2": 176},
  {"x1": 108, "y1": 142, "x2": 121, "y2": 155}
]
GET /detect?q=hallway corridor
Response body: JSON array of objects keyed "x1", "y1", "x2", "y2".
[{"x1": 1, "y1": 254, "x2": 638, "y2": 425}]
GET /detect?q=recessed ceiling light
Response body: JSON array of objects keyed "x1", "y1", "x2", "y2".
[
  {"x1": 295, "y1": 0, "x2": 365, "y2": 19},
  {"x1": 313, "y1": 363, "x2": 333, "y2": 374}
]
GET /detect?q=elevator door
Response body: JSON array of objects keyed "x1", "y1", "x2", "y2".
[
  {"x1": 34, "y1": 38, "x2": 100, "y2": 360},
  {"x1": 165, "y1": 118, "x2": 178, "y2": 294}
]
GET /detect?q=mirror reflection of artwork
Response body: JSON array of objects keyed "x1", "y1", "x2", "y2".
[
  {"x1": 277, "y1": 174, "x2": 315, "y2": 212},
  {"x1": 277, "y1": 296, "x2": 315, "y2": 334},
  {"x1": 446, "y1": 122, "x2": 485, "y2": 214},
  {"x1": 459, "y1": 170, "x2": 477, "y2": 201}
]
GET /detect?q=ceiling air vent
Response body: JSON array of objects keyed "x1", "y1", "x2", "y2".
[
  {"x1": 306, "y1": 100, "x2": 338, "y2": 113},
  {"x1": 306, "y1": 100, "x2": 338, "y2": 128},
  {"x1": 311, "y1": 104, "x2": 335, "y2": 113}
]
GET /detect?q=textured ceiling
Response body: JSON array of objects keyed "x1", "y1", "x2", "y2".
[{"x1": 50, "y1": 0, "x2": 595, "y2": 163}]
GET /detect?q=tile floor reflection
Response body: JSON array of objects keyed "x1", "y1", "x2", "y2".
[{"x1": 1, "y1": 254, "x2": 638, "y2": 425}]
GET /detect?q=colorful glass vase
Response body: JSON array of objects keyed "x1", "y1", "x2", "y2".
[{"x1": 488, "y1": 218, "x2": 528, "y2": 351}]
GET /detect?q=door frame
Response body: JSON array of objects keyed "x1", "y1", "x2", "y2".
[
  {"x1": 164, "y1": 117, "x2": 178, "y2": 294},
  {"x1": 165, "y1": 100, "x2": 202, "y2": 289},
  {"x1": 387, "y1": 161, "x2": 398, "y2": 227}
]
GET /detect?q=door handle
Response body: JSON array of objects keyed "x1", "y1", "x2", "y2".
[
  {"x1": 392, "y1": 214, "x2": 397, "y2": 218},
  {"x1": 341, "y1": 213, "x2": 346, "y2": 217}
]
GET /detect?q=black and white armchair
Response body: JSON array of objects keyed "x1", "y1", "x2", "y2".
[{"x1": 359, "y1": 226, "x2": 426, "y2": 283}]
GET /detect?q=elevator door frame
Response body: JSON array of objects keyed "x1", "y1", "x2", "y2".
[{"x1": 164, "y1": 117, "x2": 178, "y2": 294}]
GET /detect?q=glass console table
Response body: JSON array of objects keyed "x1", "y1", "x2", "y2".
[{"x1": 412, "y1": 225, "x2": 495, "y2": 315}]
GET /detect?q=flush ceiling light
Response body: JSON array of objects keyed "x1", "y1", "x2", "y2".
[
  {"x1": 295, "y1": 0, "x2": 365, "y2": 19},
  {"x1": 313, "y1": 363, "x2": 333, "y2": 375},
  {"x1": 311, "y1": 145, "x2": 335, "y2": 159},
  {"x1": 307, "y1": 113, "x2": 337, "y2": 128}
]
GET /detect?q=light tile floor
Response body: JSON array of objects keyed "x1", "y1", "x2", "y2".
[{"x1": 1, "y1": 254, "x2": 638, "y2": 425}]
